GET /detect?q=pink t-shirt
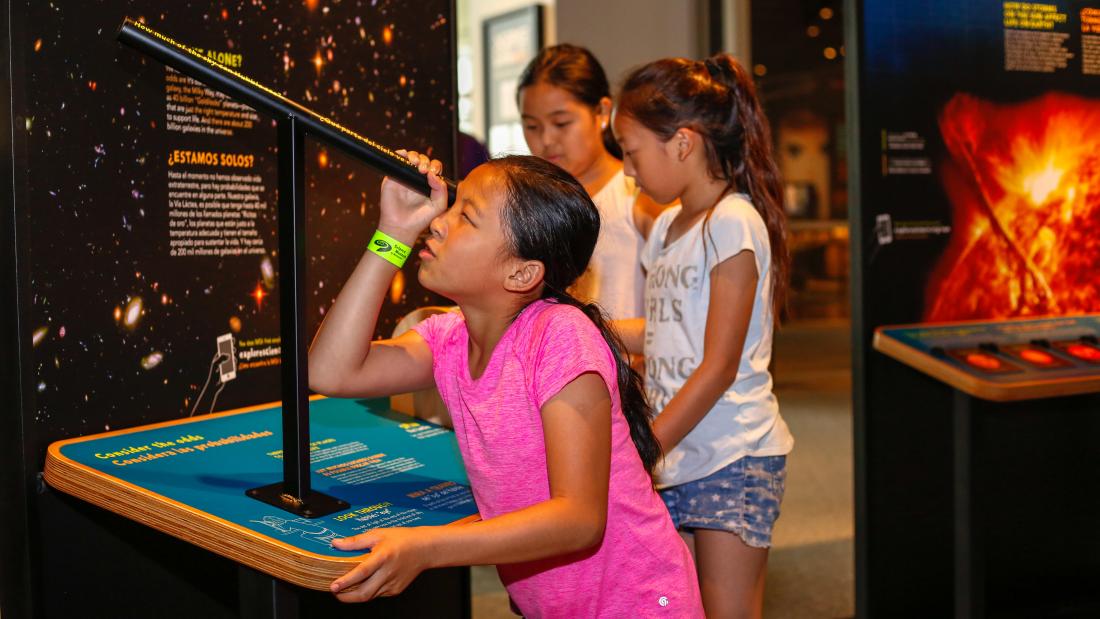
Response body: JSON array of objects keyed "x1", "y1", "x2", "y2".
[{"x1": 414, "y1": 300, "x2": 702, "y2": 618}]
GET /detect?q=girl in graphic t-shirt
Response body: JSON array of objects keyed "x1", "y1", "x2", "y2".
[
  {"x1": 516, "y1": 44, "x2": 666, "y2": 321},
  {"x1": 612, "y1": 55, "x2": 795, "y2": 618},
  {"x1": 308, "y1": 152, "x2": 703, "y2": 617}
]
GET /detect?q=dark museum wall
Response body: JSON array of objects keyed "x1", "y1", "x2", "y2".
[
  {"x1": 850, "y1": 1, "x2": 1100, "y2": 615},
  {"x1": 2, "y1": 0, "x2": 457, "y2": 615}
]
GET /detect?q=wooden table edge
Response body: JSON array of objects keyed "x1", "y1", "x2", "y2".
[
  {"x1": 42, "y1": 399, "x2": 481, "y2": 591},
  {"x1": 873, "y1": 328, "x2": 1100, "y2": 402}
]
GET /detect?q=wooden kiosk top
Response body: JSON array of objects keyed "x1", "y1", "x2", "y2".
[
  {"x1": 43, "y1": 397, "x2": 478, "y2": 591},
  {"x1": 873, "y1": 315, "x2": 1100, "y2": 402}
]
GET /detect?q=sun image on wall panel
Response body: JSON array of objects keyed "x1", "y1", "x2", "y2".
[{"x1": 925, "y1": 93, "x2": 1100, "y2": 322}]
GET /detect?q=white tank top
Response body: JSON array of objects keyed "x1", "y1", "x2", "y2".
[{"x1": 570, "y1": 170, "x2": 646, "y2": 319}]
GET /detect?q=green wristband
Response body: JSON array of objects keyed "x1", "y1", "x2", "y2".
[{"x1": 368, "y1": 229, "x2": 411, "y2": 268}]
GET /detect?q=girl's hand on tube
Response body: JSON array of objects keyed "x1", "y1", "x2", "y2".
[{"x1": 378, "y1": 149, "x2": 448, "y2": 242}]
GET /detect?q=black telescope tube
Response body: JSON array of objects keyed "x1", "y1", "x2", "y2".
[{"x1": 116, "y1": 18, "x2": 457, "y2": 204}]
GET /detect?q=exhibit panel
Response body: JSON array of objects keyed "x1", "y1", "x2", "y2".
[
  {"x1": 2, "y1": 0, "x2": 464, "y2": 616},
  {"x1": 17, "y1": 0, "x2": 455, "y2": 440},
  {"x1": 849, "y1": 1, "x2": 1100, "y2": 616}
]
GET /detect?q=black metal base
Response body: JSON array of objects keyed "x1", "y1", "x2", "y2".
[{"x1": 246, "y1": 483, "x2": 349, "y2": 519}]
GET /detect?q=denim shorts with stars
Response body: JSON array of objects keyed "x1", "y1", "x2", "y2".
[{"x1": 659, "y1": 455, "x2": 787, "y2": 548}]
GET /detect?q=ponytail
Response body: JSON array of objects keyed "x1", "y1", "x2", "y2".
[
  {"x1": 489, "y1": 155, "x2": 662, "y2": 475},
  {"x1": 703, "y1": 56, "x2": 789, "y2": 316},
  {"x1": 542, "y1": 290, "x2": 661, "y2": 474},
  {"x1": 618, "y1": 54, "x2": 790, "y2": 318}
]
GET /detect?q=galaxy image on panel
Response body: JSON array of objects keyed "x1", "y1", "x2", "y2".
[{"x1": 17, "y1": 0, "x2": 455, "y2": 440}]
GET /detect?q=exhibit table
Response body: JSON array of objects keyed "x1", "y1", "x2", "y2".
[
  {"x1": 874, "y1": 315, "x2": 1100, "y2": 402},
  {"x1": 44, "y1": 397, "x2": 479, "y2": 592},
  {"x1": 874, "y1": 315, "x2": 1100, "y2": 618}
]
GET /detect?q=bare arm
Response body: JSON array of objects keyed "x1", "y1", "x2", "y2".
[
  {"x1": 651, "y1": 250, "x2": 757, "y2": 452},
  {"x1": 329, "y1": 372, "x2": 612, "y2": 601},
  {"x1": 612, "y1": 317, "x2": 646, "y2": 357},
  {"x1": 307, "y1": 254, "x2": 436, "y2": 397},
  {"x1": 308, "y1": 152, "x2": 447, "y2": 398}
]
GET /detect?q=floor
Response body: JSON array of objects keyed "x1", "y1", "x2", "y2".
[
  {"x1": 470, "y1": 315, "x2": 856, "y2": 618},
  {"x1": 763, "y1": 318, "x2": 854, "y2": 618}
]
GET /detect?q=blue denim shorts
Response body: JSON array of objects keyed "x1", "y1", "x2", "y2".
[{"x1": 659, "y1": 455, "x2": 787, "y2": 548}]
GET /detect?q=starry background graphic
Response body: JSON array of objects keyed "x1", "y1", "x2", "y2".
[{"x1": 15, "y1": 0, "x2": 455, "y2": 450}]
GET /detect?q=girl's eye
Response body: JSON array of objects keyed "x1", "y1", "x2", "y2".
[
  {"x1": 554, "y1": 122, "x2": 572, "y2": 129},
  {"x1": 523, "y1": 125, "x2": 537, "y2": 131},
  {"x1": 462, "y1": 212, "x2": 473, "y2": 223}
]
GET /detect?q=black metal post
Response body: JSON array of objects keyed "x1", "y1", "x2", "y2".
[
  {"x1": 277, "y1": 116, "x2": 310, "y2": 500},
  {"x1": 238, "y1": 565, "x2": 300, "y2": 619},
  {"x1": 954, "y1": 391, "x2": 985, "y2": 619},
  {"x1": 245, "y1": 116, "x2": 347, "y2": 518}
]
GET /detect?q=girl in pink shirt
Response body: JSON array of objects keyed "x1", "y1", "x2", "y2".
[{"x1": 309, "y1": 152, "x2": 703, "y2": 617}]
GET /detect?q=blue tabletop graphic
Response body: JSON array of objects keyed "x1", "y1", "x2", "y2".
[{"x1": 59, "y1": 398, "x2": 477, "y2": 557}]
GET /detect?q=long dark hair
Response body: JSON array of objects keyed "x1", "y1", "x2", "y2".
[
  {"x1": 489, "y1": 155, "x2": 661, "y2": 474},
  {"x1": 617, "y1": 54, "x2": 790, "y2": 316},
  {"x1": 516, "y1": 43, "x2": 622, "y2": 159}
]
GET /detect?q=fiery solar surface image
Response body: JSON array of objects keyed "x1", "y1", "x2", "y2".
[{"x1": 926, "y1": 92, "x2": 1100, "y2": 322}]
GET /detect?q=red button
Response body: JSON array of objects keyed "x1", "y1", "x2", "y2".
[
  {"x1": 1066, "y1": 344, "x2": 1100, "y2": 362},
  {"x1": 1019, "y1": 348, "x2": 1055, "y2": 365},
  {"x1": 965, "y1": 353, "x2": 1002, "y2": 370}
]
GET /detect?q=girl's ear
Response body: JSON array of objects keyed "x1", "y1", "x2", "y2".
[
  {"x1": 503, "y1": 259, "x2": 546, "y2": 294},
  {"x1": 597, "y1": 96, "x2": 612, "y2": 130},
  {"x1": 671, "y1": 128, "x2": 705, "y2": 162},
  {"x1": 676, "y1": 129, "x2": 694, "y2": 161},
  {"x1": 663, "y1": 128, "x2": 696, "y2": 162}
]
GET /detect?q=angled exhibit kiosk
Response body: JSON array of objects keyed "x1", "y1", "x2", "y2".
[
  {"x1": 849, "y1": 1, "x2": 1100, "y2": 616},
  {"x1": 1, "y1": 4, "x2": 470, "y2": 617}
]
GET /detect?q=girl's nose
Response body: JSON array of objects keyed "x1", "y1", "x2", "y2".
[
  {"x1": 428, "y1": 211, "x2": 447, "y2": 239},
  {"x1": 538, "y1": 127, "x2": 553, "y2": 150},
  {"x1": 622, "y1": 159, "x2": 636, "y2": 178}
]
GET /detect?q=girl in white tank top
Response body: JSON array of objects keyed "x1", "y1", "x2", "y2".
[
  {"x1": 516, "y1": 44, "x2": 663, "y2": 320},
  {"x1": 572, "y1": 171, "x2": 646, "y2": 318}
]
